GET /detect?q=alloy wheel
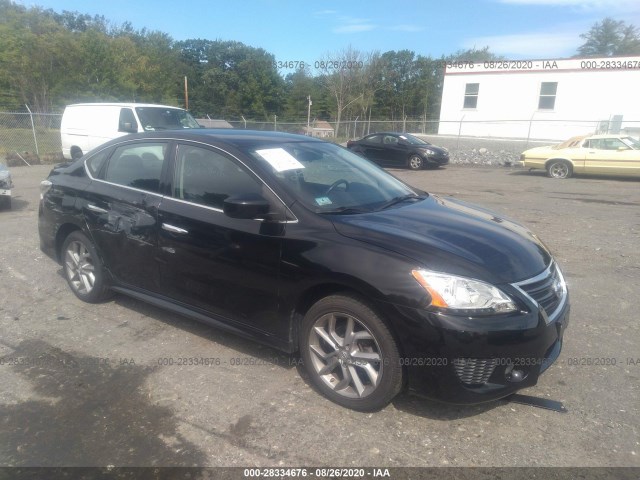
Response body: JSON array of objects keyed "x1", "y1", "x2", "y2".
[
  {"x1": 308, "y1": 312, "x2": 383, "y2": 399},
  {"x1": 64, "y1": 240, "x2": 96, "y2": 295}
]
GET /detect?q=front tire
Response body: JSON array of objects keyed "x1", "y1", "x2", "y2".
[
  {"x1": 408, "y1": 154, "x2": 424, "y2": 170},
  {"x1": 61, "y1": 231, "x2": 111, "y2": 303},
  {"x1": 299, "y1": 294, "x2": 403, "y2": 411},
  {"x1": 70, "y1": 147, "x2": 83, "y2": 160},
  {"x1": 547, "y1": 160, "x2": 572, "y2": 179}
]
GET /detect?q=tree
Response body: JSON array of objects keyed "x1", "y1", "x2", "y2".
[
  {"x1": 577, "y1": 18, "x2": 640, "y2": 57},
  {"x1": 318, "y1": 46, "x2": 364, "y2": 137}
]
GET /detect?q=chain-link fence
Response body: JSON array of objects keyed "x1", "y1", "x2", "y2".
[
  {"x1": 0, "y1": 112, "x2": 63, "y2": 166},
  {"x1": 2, "y1": 111, "x2": 639, "y2": 166}
]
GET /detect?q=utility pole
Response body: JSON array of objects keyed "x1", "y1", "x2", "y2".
[
  {"x1": 184, "y1": 76, "x2": 189, "y2": 110},
  {"x1": 307, "y1": 95, "x2": 312, "y2": 135}
]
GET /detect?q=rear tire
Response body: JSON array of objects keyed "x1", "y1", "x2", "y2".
[
  {"x1": 0, "y1": 196, "x2": 10, "y2": 210},
  {"x1": 299, "y1": 294, "x2": 403, "y2": 411},
  {"x1": 61, "y1": 231, "x2": 111, "y2": 303},
  {"x1": 546, "y1": 160, "x2": 572, "y2": 179},
  {"x1": 71, "y1": 147, "x2": 83, "y2": 160}
]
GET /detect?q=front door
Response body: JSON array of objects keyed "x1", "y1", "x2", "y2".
[
  {"x1": 584, "y1": 138, "x2": 640, "y2": 176},
  {"x1": 157, "y1": 143, "x2": 286, "y2": 337}
]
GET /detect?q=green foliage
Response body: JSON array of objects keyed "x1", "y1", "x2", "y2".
[
  {"x1": 577, "y1": 18, "x2": 640, "y2": 57},
  {"x1": 0, "y1": 0, "x2": 508, "y2": 127}
]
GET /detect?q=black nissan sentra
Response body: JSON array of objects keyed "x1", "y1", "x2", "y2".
[{"x1": 39, "y1": 130, "x2": 569, "y2": 411}]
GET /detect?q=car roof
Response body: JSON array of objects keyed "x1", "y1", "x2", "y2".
[
  {"x1": 586, "y1": 134, "x2": 633, "y2": 139},
  {"x1": 117, "y1": 129, "x2": 326, "y2": 148},
  {"x1": 66, "y1": 102, "x2": 187, "y2": 110}
]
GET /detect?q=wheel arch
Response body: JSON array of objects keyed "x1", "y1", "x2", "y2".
[
  {"x1": 55, "y1": 222, "x2": 83, "y2": 263},
  {"x1": 289, "y1": 281, "x2": 405, "y2": 358},
  {"x1": 544, "y1": 157, "x2": 574, "y2": 169}
]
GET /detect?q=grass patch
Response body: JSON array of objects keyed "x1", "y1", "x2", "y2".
[{"x1": 0, "y1": 128, "x2": 61, "y2": 158}]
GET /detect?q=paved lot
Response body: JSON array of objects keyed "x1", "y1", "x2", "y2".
[{"x1": 0, "y1": 163, "x2": 638, "y2": 467}]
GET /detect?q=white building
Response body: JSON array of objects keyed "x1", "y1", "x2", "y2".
[{"x1": 438, "y1": 56, "x2": 640, "y2": 141}]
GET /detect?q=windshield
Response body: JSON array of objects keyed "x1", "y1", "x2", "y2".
[
  {"x1": 135, "y1": 107, "x2": 200, "y2": 131},
  {"x1": 620, "y1": 137, "x2": 640, "y2": 149},
  {"x1": 399, "y1": 134, "x2": 430, "y2": 145},
  {"x1": 248, "y1": 141, "x2": 417, "y2": 213}
]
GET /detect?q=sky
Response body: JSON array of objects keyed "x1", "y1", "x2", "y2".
[{"x1": 18, "y1": 0, "x2": 640, "y2": 64}]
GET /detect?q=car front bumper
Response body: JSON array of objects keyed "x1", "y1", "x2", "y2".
[
  {"x1": 376, "y1": 295, "x2": 569, "y2": 404},
  {"x1": 424, "y1": 154, "x2": 450, "y2": 166}
]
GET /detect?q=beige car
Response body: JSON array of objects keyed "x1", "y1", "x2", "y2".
[{"x1": 520, "y1": 134, "x2": 640, "y2": 179}]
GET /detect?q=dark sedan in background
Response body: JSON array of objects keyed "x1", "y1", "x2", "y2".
[
  {"x1": 347, "y1": 132, "x2": 449, "y2": 170},
  {"x1": 0, "y1": 163, "x2": 13, "y2": 209},
  {"x1": 39, "y1": 130, "x2": 568, "y2": 411}
]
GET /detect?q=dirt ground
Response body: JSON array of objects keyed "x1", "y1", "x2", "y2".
[{"x1": 0, "y1": 163, "x2": 638, "y2": 468}]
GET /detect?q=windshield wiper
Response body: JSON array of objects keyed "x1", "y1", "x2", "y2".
[
  {"x1": 319, "y1": 206, "x2": 372, "y2": 215},
  {"x1": 375, "y1": 194, "x2": 424, "y2": 211}
]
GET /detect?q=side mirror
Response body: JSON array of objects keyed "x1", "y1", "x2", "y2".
[{"x1": 223, "y1": 193, "x2": 270, "y2": 219}]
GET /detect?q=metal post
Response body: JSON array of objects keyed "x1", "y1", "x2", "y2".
[
  {"x1": 184, "y1": 76, "x2": 189, "y2": 110},
  {"x1": 307, "y1": 96, "x2": 312, "y2": 135},
  {"x1": 25, "y1": 104, "x2": 39, "y2": 156},
  {"x1": 457, "y1": 115, "x2": 465, "y2": 151}
]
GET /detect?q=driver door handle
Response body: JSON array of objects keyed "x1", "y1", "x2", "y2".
[
  {"x1": 162, "y1": 223, "x2": 188, "y2": 235},
  {"x1": 87, "y1": 204, "x2": 108, "y2": 214}
]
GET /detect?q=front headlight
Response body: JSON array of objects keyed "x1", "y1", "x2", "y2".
[
  {"x1": 411, "y1": 269, "x2": 517, "y2": 315},
  {"x1": 421, "y1": 148, "x2": 435, "y2": 155}
]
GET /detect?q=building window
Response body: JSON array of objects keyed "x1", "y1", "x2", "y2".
[
  {"x1": 463, "y1": 83, "x2": 479, "y2": 109},
  {"x1": 538, "y1": 82, "x2": 557, "y2": 110}
]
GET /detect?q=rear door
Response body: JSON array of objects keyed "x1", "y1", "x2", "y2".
[{"x1": 81, "y1": 140, "x2": 169, "y2": 292}]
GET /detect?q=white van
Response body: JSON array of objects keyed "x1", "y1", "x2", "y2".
[{"x1": 60, "y1": 103, "x2": 201, "y2": 159}]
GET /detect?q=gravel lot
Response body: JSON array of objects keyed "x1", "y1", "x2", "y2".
[{"x1": 0, "y1": 163, "x2": 638, "y2": 469}]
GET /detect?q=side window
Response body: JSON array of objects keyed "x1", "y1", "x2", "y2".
[
  {"x1": 366, "y1": 135, "x2": 382, "y2": 144},
  {"x1": 383, "y1": 135, "x2": 399, "y2": 145},
  {"x1": 86, "y1": 149, "x2": 110, "y2": 178},
  {"x1": 174, "y1": 145, "x2": 264, "y2": 210},
  {"x1": 104, "y1": 142, "x2": 167, "y2": 193},
  {"x1": 603, "y1": 138, "x2": 627, "y2": 150},
  {"x1": 118, "y1": 108, "x2": 138, "y2": 133},
  {"x1": 589, "y1": 139, "x2": 604, "y2": 150}
]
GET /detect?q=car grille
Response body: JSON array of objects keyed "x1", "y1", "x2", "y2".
[
  {"x1": 453, "y1": 358, "x2": 497, "y2": 385},
  {"x1": 513, "y1": 262, "x2": 567, "y2": 322}
]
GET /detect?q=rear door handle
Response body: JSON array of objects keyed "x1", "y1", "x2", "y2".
[
  {"x1": 162, "y1": 223, "x2": 188, "y2": 235},
  {"x1": 87, "y1": 204, "x2": 108, "y2": 214}
]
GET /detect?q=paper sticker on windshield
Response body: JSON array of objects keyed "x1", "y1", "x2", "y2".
[
  {"x1": 256, "y1": 148, "x2": 305, "y2": 172},
  {"x1": 315, "y1": 197, "x2": 332, "y2": 206}
]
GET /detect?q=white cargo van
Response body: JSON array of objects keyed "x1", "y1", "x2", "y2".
[{"x1": 60, "y1": 103, "x2": 201, "y2": 159}]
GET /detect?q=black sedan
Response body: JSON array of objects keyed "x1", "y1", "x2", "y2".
[
  {"x1": 347, "y1": 132, "x2": 449, "y2": 170},
  {"x1": 0, "y1": 163, "x2": 12, "y2": 209},
  {"x1": 39, "y1": 130, "x2": 568, "y2": 411}
]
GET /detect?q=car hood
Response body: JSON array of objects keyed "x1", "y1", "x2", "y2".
[
  {"x1": 522, "y1": 145, "x2": 567, "y2": 156},
  {"x1": 331, "y1": 195, "x2": 551, "y2": 284}
]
